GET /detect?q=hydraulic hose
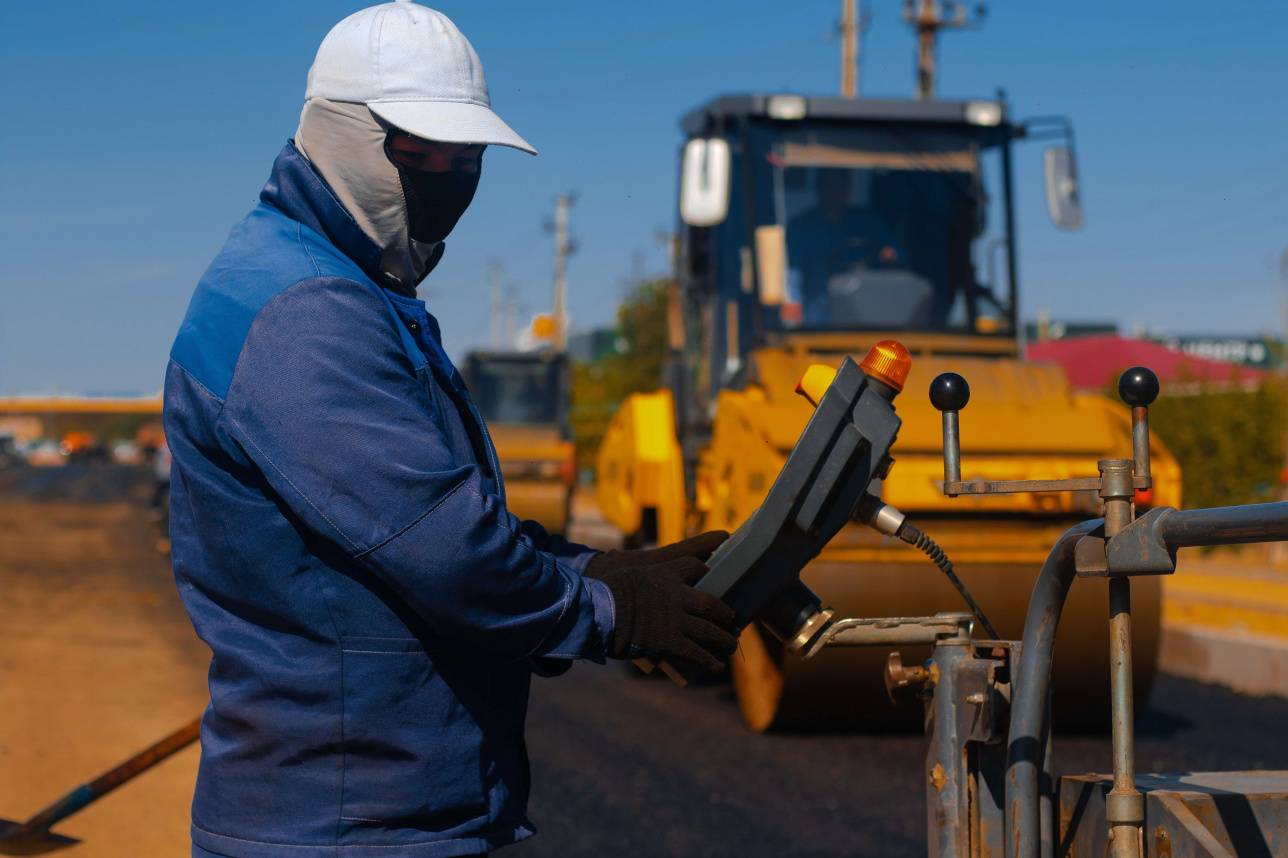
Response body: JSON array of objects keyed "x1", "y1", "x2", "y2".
[{"x1": 1005, "y1": 518, "x2": 1101, "y2": 858}]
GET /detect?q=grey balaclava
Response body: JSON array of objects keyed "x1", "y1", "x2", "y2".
[{"x1": 295, "y1": 97, "x2": 442, "y2": 291}]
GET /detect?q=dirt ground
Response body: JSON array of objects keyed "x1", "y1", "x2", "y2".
[
  {"x1": 0, "y1": 467, "x2": 208, "y2": 856},
  {"x1": 0, "y1": 472, "x2": 618, "y2": 858}
]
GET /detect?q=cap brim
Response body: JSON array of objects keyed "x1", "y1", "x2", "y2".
[{"x1": 369, "y1": 100, "x2": 537, "y2": 155}]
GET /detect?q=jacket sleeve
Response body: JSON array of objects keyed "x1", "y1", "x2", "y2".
[
  {"x1": 513, "y1": 510, "x2": 604, "y2": 676},
  {"x1": 219, "y1": 277, "x2": 611, "y2": 663},
  {"x1": 515, "y1": 518, "x2": 599, "y2": 572}
]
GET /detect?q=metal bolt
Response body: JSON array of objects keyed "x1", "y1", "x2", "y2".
[
  {"x1": 1154, "y1": 826, "x2": 1172, "y2": 858},
  {"x1": 884, "y1": 651, "x2": 932, "y2": 701}
]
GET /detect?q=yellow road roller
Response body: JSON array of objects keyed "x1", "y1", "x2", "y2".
[
  {"x1": 595, "y1": 94, "x2": 1180, "y2": 730},
  {"x1": 464, "y1": 350, "x2": 576, "y2": 535}
]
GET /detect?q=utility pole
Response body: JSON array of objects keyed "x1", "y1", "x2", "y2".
[
  {"x1": 488, "y1": 260, "x2": 503, "y2": 349},
  {"x1": 840, "y1": 0, "x2": 857, "y2": 98},
  {"x1": 901, "y1": 0, "x2": 984, "y2": 100},
  {"x1": 1280, "y1": 244, "x2": 1288, "y2": 373},
  {"x1": 503, "y1": 285, "x2": 519, "y2": 349},
  {"x1": 546, "y1": 193, "x2": 577, "y2": 351},
  {"x1": 839, "y1": 1, "x2": 871, "y2": 98},
  {"x1": 1276, "y1": 245, "x2": 1288, "y2": 565}
]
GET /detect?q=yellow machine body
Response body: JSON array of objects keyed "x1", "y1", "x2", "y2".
[
  {"x1": 490, "y1": 424, "x2": 576, "y2": 536},
  {"x1": 596, "y1": 333, "x2": 1181, "y2": 730},
  {"x1": 595, "y1": 389, "x2": 687, "y2": 547},
  {"x1": 462, "y1": 350, "x2": 575, "y2": 536}
]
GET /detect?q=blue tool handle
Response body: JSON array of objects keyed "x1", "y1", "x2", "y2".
[{"x1": 8, "y1": 717, "x2": 201, "y2": 837}]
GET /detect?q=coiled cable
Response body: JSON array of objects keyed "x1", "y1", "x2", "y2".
[{"x1": 898, "y1": 521, "x2": 1001, "y2": 640}]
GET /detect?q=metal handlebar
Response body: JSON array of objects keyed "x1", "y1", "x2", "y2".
[
  {"x1": 930, "y1": 366, "x2": 1159, "y2": 497},
  {"x1": 1005, "y1": 500, "x2": 1288, "y2": 858},
  {"x1": 925, "y1": 364, "x2": 1288, "y2": 858}
]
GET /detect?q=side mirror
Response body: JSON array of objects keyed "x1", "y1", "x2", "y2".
[
  {"x1": 1043, "y1": 145, "x2": 1083, "y2": 230},
  {"x1": 679, "y1": 138, "x2": 731, "y2": 227}
]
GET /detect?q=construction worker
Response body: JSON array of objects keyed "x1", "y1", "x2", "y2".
[{"x1": 164, "y1": 3, "x2": 736, "y2": 856}]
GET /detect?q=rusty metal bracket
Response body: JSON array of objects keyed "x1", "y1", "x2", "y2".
[
  {"x1": 1074, "y1": 527, "x2": 1109, "y2": 576},
  {"x1": 804, "y1": 612, "x2": 973, "y2": 658},
  {"x1": 1106, "y1": 507, "x2": 1178, "y2": 575},
  {"x1": 1075, "y1": 509, "x2": 1179, "y2": 577},
  {"x1": 941, "y1": 475, "x2": 1149, "y2": 497}
]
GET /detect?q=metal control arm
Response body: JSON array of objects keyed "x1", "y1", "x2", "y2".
[
  {"x1": 1006, "y1": 500, "x2": 1288, "y2": 858},
  {"x1": 930, "y1": 366, "x2": 1158, "y2": 497},
  {"x1": 928, "y1": 364, "x2": 1288, "y2": 858}
]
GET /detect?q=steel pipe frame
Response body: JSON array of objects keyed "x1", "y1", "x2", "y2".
[
  {"x1": 1159, "y1": 501, "x2": 1288, "y2": 548},
  {"x1": 1098, "y1": 460, "x2": 1143, "y2": 858},
  {"x1": 1004, "y1": 500, "x2": 1288, "y2": 858}
]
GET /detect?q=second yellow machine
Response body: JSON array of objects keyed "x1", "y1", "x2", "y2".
[
  {"x1": 463, "y1": 351, "x2": 576, "y2": 536},
  {"x1": 596, "y1": 94, "x2": 1180, "y2": 730}
]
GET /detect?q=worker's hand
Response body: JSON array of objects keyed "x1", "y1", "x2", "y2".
[
  {"x1": 592, "y1": 555, "x2": 738, "y2": 674},
  {"x1": 584, "y1": 530, "x2": 729, "y2": 578}
]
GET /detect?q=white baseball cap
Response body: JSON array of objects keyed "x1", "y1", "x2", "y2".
[{"x1": 305, "y1": 0, "x2": 537, "y2": 155}]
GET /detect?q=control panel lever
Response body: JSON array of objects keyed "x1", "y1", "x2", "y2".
[
  {"x1": 929, "y1": 366, "x2": 1161, "y2": 496},
  {"x1": 1118, "y1": 366, "x2": 1159, "y2": 491},
  {"x1": 928, "y1": 372, "x2": 969, "y2": 494}
]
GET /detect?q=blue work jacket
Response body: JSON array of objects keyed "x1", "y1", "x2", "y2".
[{"x1": 165, "y1": 142, "x2": 614, "y2": 857}]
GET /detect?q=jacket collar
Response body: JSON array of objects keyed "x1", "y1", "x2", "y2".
[{"x1": 260, "y1": 141, "x2": 388, "y2": 287}]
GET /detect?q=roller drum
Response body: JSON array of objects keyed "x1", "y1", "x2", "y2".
[{"x1": 732, "y1": 559, "x2": 1161, "y2": 731}]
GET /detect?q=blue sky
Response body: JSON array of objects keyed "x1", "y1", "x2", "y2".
[{"x1": 2, "y1": 1, "x2": 1285, "y2": 395}]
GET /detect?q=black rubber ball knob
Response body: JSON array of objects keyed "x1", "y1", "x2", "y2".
[
  {"x1": 929, "y1": 372, "x2": 970, "y2": 412},
  {"x1": 1118, "y1": 366, "x2": 1160, "y2": 407}
]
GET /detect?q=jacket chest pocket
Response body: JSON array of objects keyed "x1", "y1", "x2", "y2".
[
  {"x1": 414, "y1": 366, "x2": 448, "y2": 427},
  {"x1": 413, "y1": 367, "x2": 476, "y2": 467},
  {"x1": 415, "y1": 366, "x2": 505, "y2": 500},
  {"x1": 339, "y1": 637, "x2": 488, "y2": 832}
]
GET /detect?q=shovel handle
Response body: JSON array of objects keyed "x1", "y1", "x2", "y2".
[{"x1": 12, "y1": 717, "x2": 201, "y2": 836}]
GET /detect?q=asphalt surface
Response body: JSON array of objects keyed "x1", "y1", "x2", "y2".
[
  {"x1": 3, "y1": 464, "x2": 1287, "y2": 857},
  {"x1": 512, "y1": 666, "x2": 1288, "y2": 857}
]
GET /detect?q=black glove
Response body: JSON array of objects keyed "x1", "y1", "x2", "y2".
[
  {"x1": 591, "y1": 555, "x2": 738, "y2": 674},
  {"x1": 585, "y1": 530, "x2": 729, "y2": 578}
]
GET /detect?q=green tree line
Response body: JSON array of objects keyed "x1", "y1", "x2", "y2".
[
  {"x1": 568, "y1": 279, "x2": 669, "y2": 472},
  {"x1": 1147, "y1": 378, "x2": 1286, "y2": 510}
]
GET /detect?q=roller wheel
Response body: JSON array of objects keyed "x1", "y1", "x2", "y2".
[{"x1": 731, "y1": 561, "x2": 1162, "y2": 732}]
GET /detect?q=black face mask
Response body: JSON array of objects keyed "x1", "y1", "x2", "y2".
[{"x1": 385, "y1": 137, "x2": 483, "y2": 245}]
